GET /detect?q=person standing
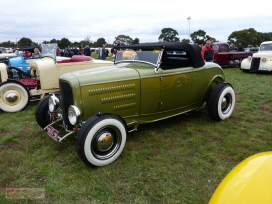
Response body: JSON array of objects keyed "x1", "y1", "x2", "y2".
[
  {"x1": 101, "y1": 45, "x2": 107, "y2": 60},
  {"x1": 64, "y1": 47, "x2": 68, "y2": 57},
  {"x1": 201, "y1": 40, "x2": 214, "y2": 62},
  {"x1": 79, "y1": 46, "x2": 83, "y2": 55},
  {"x1": 73, "y1": 47, "x2": 79, "y2": 55},
  {"x1": 237, "y1": 43, "x2": 245, "y2": 51},
  {"x1": 84, "y1": 45, "x2": 91, "y2": 56}
]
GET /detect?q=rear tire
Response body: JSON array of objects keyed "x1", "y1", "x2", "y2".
[{"x1": 207, "y1": 83, "x2": 235, "y2": 121}]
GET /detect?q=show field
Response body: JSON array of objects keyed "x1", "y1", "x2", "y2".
[{"x1": 0, "y1": 68, "x2": 271, "y2": 204}]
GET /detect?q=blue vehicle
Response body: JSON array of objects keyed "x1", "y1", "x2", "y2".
[{"x1": 8, "y1": 46, "x2": 41, "y2": 73}]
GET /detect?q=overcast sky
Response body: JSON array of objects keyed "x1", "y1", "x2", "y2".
[{"x1": 1, "y1": 0, "x2": 271, "y2": 45}]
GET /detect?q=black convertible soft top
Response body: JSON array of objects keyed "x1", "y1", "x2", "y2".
[
  {"x1": 15, "y1": 46, "x2": 41, "y2": 51},
  {"x1": 114, "y1": 42, "x2": 205, "y2": 68}
]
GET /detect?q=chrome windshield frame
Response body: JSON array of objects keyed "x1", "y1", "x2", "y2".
[
  {"x1": 154, "y1": 49, "x2": 164, "y2": 73},
  {"x1": 114, "y1": 48, "x2": 164, "y2": 74}
]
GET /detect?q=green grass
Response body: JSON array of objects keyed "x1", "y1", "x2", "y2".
[{"x1": 1, "y1": 68, "x2": 272, "y2": 204}]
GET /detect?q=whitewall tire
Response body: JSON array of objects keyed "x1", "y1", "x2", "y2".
[
  {"x1": 207, "y1": 83, "x2": 235, "y2": 121},
  {"x1": 0, "y1": 81, "x2": 29, "y2": 112},
  {"x1": 76, "y1": 114, "x2": 127, "y2": 167}
]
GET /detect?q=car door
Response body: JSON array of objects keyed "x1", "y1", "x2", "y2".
[
  {"x1": 138, "y1": 67, "x2": 161, "y2": 115},
  {"x1": 159, "y1": 67, "x2": 193, "y2": 112}
]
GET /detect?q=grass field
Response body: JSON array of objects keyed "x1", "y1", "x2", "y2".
[{"x1": 0, "y1": 68, "x2": 272, "y2": 204}]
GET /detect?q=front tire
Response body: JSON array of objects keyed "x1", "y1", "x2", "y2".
[
  {"x1": 76, "y1": 114, "x2": 127, "y2": 167},
  {"x1": 35, "y1": 95, "x2": 51, "y2": 128},
  {"x1": 0, "y1": 81, "x2": 30, "y2": 112},
  {"x1": 207, "y1": 83, "x2": 235, "y2": 121}
]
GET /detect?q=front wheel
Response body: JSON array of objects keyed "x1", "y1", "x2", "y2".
[
  {"x1": 35, "y1": 95, "x2": 51, "y2": 128},
  {"x1": 207, "y1": 83, "x2": 235, "y2": 121},
  {"x1": 76, "y1": 114, "x2": 127, "y2": 167},
  {"x1": 0, "y1": 81, "x2": 30, "y2": 112}
]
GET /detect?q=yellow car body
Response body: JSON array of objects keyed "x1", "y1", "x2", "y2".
[{"x1": 209, "y1": 151, "x2": 272, "y2": 204}]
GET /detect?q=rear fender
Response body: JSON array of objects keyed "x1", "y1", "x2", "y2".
[{"x1": 203, "y1": 76, "x2": 225, "y2": 103}]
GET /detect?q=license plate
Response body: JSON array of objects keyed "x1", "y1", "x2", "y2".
[
  {"x1": 259, "y1": 67, "x2": 267, "y2": 70},
  {"x1": 47, "y1": 125, "x2": 59, "y2": 141}
]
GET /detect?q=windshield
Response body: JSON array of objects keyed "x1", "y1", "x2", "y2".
[
  {"x1": 41, "y1": 43, "x2": 57, "y2": 58},
  {"x1": 115, "y1": 49, "x2": 161, "y2": 66},
  {"x1": 14, "y1": 50, "x2": 24, "y2": 56},
  {"x1": 212, "y1": 45, "x2": 219, "y2": 51},
  {"x1": 260, "y1": 44, "x2": 272, "y2": 51}
]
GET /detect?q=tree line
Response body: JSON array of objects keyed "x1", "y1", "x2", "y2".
[
  {"x1": 159, "y1": 28, "x2": 272, "y2": 47},
  {"x1": 0, "y1": 35, "x2": 140, "y2": 49},
  {"x1": 1, "y1": 28, "x2": 271, "y2": 48}
]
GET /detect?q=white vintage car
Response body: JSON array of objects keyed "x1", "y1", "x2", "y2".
[
  {"x1": 0, "y1": 43, "x2": 113, "y2": 112},
  {"x1": 240, "y1": 41, "x2": 272, "y2": 73}
]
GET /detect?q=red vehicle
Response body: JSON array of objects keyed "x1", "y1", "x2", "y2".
[{"x1": 213, "y1": 43, "x2": 253, "y2": 67}]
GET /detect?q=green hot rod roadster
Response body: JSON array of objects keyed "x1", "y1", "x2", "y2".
[{"x1": 35, "y1": 42, "x2": 235, "y2": 167}]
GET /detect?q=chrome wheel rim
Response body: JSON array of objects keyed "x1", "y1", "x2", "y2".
[
  {"x1": 5, "y1": 92, "x2": 19, "y2": 103},
  {"x1": 91, "y1": 126, "x2": 122, "y2": 160},
  {"x1": 221, "y1": 93, "x2": 232, "y2": 114}
]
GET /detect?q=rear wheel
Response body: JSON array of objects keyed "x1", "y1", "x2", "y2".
[
  {"x1": 76, "y1": 114, "x2": 127, "y2": 167},
  {"x1": 207, "y1": 83, "x2": 235, "y2": 121},
  {"x1": 0, "y1": 81, "x2": 29, "y2": 112}
]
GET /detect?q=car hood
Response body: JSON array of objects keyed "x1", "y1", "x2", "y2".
[
  {"x1": 62, "y1": 63, "x2": 141, "y2": 85},
  {"x1": 253, "y1": 51, "x2": 272, "y2": 58}
]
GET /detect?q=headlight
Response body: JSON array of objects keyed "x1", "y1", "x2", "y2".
[
  {"x1": 262, "y1": 57, "x2": 267, "y2": 62},
  {"x1": 68, "y1": 105, "x2": 81, "y2": 125},
  {"x1": 48, "y1": 94, "x2": 60, "y2": 112},
  {"x1": 247, "y1": 56, "x2": 252, "y2": 61}
]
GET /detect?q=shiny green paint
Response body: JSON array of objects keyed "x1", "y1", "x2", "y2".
[
  {"x1": 81, "y1": 79, "x2": 141, "y2": 120},
  {"x1": 190, "y1": 66, "x2": 225, "y2": 103},
  {"x1": 60, "y1": 62, "x2": 224, "y2": 130}
]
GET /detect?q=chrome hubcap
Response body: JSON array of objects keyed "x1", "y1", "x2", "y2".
[
  {"x1": 221, "y1": 94, "x2": 232, "y2": 114},
  {"x1": 97, "y1": 132, "x2": 114, "y2": 152},
  {"x1": 5, "y1": 92, "x2": 18, "y2": 103},
  {"x1": 92, "y1": 126, "x2": 122, "y2": 160},
  {"x1": 221, "y1": 97, "x2": 227, "y2": 109}
]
